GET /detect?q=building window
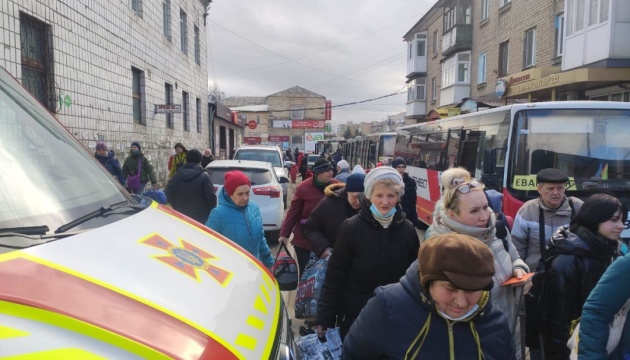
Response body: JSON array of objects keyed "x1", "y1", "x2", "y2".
[
  {"x1": 416, "y1": 78, "x2": 426, "y2": 101},
  {"x1": 498, "y1": 41, "x2": 509, "y2": 77},
  {"x1": 180, "y1": 9, "x2": 187, "y2": 54},
  {"x1": 481, "y1": 0, "x2": 489, "y2": 21},
  {"x1": 165, "y1": 83, "x2": 174, "y2": 129},
  {"x1": 132, "y1": 67, "x2": 145, "y2": 125},
  {"x1": 19, "y1": 13, "x2": 55, "y2": 112},
  {"x1": 478, "y1": 52, "x2": 487, "y2": 84},
  {"x1": 554, "y1": 14, "x2": 565, "y2": 56},
  {"x1": 196, "y1": 98, "x2": 201, "y2": 133},
  {"x1": 256, "y1": 115, "x2": 261, "y2": 124},
  {"x1": 408, "y1": 42, "x2": 413, "y2": 60},
  {"x1": 576, "y1": 0, "x2": 585, "y2": 32},
  {"x1": 416, "y1": 33, "x2": 426, "y2": 57},
  {"x1": 432, "y1": 30, "x2": 438, "y2": 55},
  {"x1": 462, "y1": 6, "x2": 472, "y2": 25},
  {"x1": 183, "y1": 91, "x2": 189, "y2": 131},
  {"x1": 194, "y1": 25, "x2": 200, "y2": 64},
  {"x1": 600, "y1": 0, "x2": 609, "y2": 22},
  {"x1": 432, "y1": 77, "x2": 437, "y2": 100},
  {"x1": 163, "y1": 0, "x2": 171, "y2": 41},
  {"x1": 457, "y1": 53, "x2": 470, "y2": 82},
  {"x1": 523, "y1": 28, "x2": 536, "y2": 68},
  {"x1": 441, "y1": 52, "x2": 471, "y2": 87},
  {"x1": 444, "y1": 6, "x2": 456, "y2": 32},
  {"x1": 131, "y1": 0, "x2": 142, "y2": 16},
  {"x1": 290, "y1": 106, "x2": 304, "y2": 120},
  {"x1": 500, "y1": 0, "x2": 511, "y2": 6}
]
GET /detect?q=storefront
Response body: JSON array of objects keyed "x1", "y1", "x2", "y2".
[{"x1": 210, "y1": 102, "x2": 245, "y2": 159}]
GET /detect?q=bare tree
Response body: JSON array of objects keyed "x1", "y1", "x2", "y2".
[{"x1": 208, "y1": 82, "x2": 224, "y2": 102}]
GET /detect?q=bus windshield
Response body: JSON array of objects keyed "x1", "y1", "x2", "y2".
[{"x1": 509, "y1": 108, "x2": 630, "y2": 198}]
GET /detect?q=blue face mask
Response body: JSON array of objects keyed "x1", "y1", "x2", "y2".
[
  {"x1": 370, "y1": 203, "x2": 396, "y2": 218},
  {"x1": 438, "y1": 304, "x2": 479, "y2": 321}
]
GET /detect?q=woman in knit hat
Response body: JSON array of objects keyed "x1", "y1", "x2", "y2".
[
  {"x1": 168, "y1": 142, "x2": 188, "y2": 179},
  {"x1": 205, "y1": 171, "x2": 274, "y2": 268},
  {"x1": 314, "y1": 166, "x2": 419, "y2": 340},
  {"x1": 122, "y1": 141, "x2": 158, "y2": 194},
  {"x1": 343, "y1": 234, "x2": 516, "y2": 359},
  {"x1": 425, "y1": 167, "x2": 529, "y2": 359},
  {"x1": 94, "y1": 141, "x2": 125, "y2": 186}
]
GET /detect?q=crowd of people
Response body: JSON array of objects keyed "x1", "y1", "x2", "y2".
[{"x1": 93, "y1": 142, "x2": 630, "y2": 359}]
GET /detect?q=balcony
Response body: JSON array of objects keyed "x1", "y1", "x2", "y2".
[
  {"x1": 406, "y1": 100, "x2": 427, "y2": 119},
  {"x1": 407, "y1": 55, "x2": 427, "y2": 78},
  {"x1": 442, "y1": 24, "x2": 472, "y2": 57}
]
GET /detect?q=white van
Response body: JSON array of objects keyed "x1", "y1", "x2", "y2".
[{"x1": 0, "y1": 68, "x2": 297, "y2": 359}]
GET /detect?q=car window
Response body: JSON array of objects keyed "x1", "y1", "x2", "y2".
[
  {"x1": 308, "y1": 155, "x2": 320, "y2": 162},
  {"x1": 234, "y1": 149, "x2": 282, "y2": 167},
  {"x1": 208, "y1": 168, "x2": 273, "y2": 186}
]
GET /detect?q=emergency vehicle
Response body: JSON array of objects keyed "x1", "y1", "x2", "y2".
[{"x1": 0, "y1": 67, "x2": 297, "y2": 359}]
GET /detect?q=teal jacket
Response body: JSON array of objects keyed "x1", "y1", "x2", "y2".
[
  {"x1": 579, "y1": 253, "x2": 630, "y2": 359},
  {"x1": 205, "y1": 188, "x2": 274, "y2": 268}
]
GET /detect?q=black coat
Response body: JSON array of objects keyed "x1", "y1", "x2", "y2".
[
  {"x1": 540, "y1": 225, "x2": 618, "y2": 360},
  {"x1": 400, "y1": 172, "x2": 419, "y2": 227},
  {"x1": 343, "y1": 261, "x2": 516, "y2": 360},
  {"x1": 315, "y1": 199, "x2": 419, "y2": 337},
  {"x1": 303, "y1": 183, "x2": 361, "y2": 257},
  {"x1": 164, "y1": 163, "x2": 217, "y2": 224}
]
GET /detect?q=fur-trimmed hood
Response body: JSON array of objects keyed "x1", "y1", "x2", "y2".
[{"x1": 324, "y1": 182, "x2": 346, "y2": 197}]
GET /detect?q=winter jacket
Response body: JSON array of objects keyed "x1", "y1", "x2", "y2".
[
  {"x1": 334, "y1": 168, "x2": 351, "y2": 183},
  {"x1": 315, "y1": 199, "x2": 419, "y2": 337},
  {"x1": 95, "y1": 150, "x2": 125, "y2": 185},
  {"x1": 164, "y1": 163, "x2": 217, "y2": 224},
  {"x1": 280, "y1": 177, "x2": 340, "y2": 250},
  {"x1": 426, "y1": 209, "x2": 529, "y2": 357},
  {"x1": 169, "y1": 152, "x2": 187, "y2": 179},
  {"x1": 122, "y1": 152, "x2": 157, "y2": 185},
  {"x1": 332, "y1": 150, "x2": 343, "y2": 163},
  {"x1": 540, "y1": 225, "x2": 618, "y2": 360},
  {"x1": 200, "y1": 155, "x2": 215, "y2": 169},
  {"x1": 400, "y1": 172, "x2": 419, "y2": 227},
  {"x1": 343, "y1": 261, "x2": 516, "y2": 360},
  {"x1": 303, "y1": 183, "x2": 361, "y2": 257},
  {"x1": 580, "y1": 253, "x2": 630, "y2": 360},
  {"x1": 205, "y1": 188, "x2": 274, "y2": 268},
  {"x1": 511, "y1": 196, "x2": 583, "y2": 270}
]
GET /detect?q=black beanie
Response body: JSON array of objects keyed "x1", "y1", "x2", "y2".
[{"x1": 186, "y1": 149, "x2": 203, "y2": 164}]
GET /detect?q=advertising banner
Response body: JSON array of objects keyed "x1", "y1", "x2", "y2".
[
  {"x1": 272, "y1": 120, "x2": 325, "y2": 129},
  {"x1": 324, "y1": 100, "x2": 332, "y2": 120},
  {"x1": 305, "y1": 132, "x2": 324, "y2": 153}
]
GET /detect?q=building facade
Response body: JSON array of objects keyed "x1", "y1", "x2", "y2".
[
  {"x1": 405, "y1": 0, "x2": 630, "y2": 121},
  {"x1": 11, "y1": 0, "x2": 211, "y2": 185},
  {"x1": 223, "y1": 97, "x2": 269, "y2": 146}
]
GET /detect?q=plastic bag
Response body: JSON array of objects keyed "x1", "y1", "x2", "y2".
[
  {"x1": 295, "y1": 252, "x2": 328, "y2": 319},
  {"x1": 296, "y1": 327, "x2": 342, "y2": 360},
  {"x1": 143, "y1": 189, "x2": 168, "y2": 204}
]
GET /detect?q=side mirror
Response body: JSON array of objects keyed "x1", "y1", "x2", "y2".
[{"x1": 278, "y1": 177, "x2": 290, "y2": 184}]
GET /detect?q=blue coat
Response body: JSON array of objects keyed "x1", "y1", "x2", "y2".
[
  {"x1": 579, "y1": 253, "x2": 630, "y2": 360},
  {"x1": 95, "y1": 150, "x2": 125, "y2": 185},
  {"x1": 343, "y1": 261, "x2": 515, "y2": 360},
  {"x1": 205, "y1": 188, "x2": 274, "y2": 268}
]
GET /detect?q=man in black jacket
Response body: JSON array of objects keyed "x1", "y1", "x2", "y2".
[
  {"x1": 165, "y1": 149, "x2": 217, "y2": 223},
  {"x1": 392, "y1": 157, "x2": 420, "y2": 227}
]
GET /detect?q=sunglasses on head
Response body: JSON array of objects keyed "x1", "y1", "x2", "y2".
[{"x1": 453, "y1": 180, "x2": 484, "y2": 194}]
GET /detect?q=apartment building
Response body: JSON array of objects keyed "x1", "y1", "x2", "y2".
[
  {"x1": 11, "y1": 0, "x2": 212, "y2": 184},
  {"x1": 223, "y1": 97, "x2": 269, "y2": 146},
  {"x1": 405, "y1": 0, "x2": 630, "y2": 120}
]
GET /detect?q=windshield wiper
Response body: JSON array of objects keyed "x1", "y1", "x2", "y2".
[
  {"x1": 0, "y1": 230, "x2": 83, "y2": 251},
  {"x1": 54, "y1": 201, "x2": 142, "y2": 234},
  {"x1": 0, "y1": 225, "x2": 50, "y2": 236}
]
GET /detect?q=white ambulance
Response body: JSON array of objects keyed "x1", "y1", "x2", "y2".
[{"x1": 0, "y1": 68, "x2": 297, "y2": 359}]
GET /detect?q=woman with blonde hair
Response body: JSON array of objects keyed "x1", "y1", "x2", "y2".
[{"x1": 426, "y1": 167, "x2": 529, "y2": 359}]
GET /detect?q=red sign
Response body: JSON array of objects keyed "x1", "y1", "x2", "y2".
[
  {"x1": 244, "y1": 137, "x2": 261, "y2": 144},
  {"x1": 268, "y1": 135, "x2": 290, "y2": 142},
  {"x1": 248, "y1": 120, "x2": 257, "y2": 129},
  {"x1": 293, "y1": 120, "x2": 325, "y2": 129},
  {"x1": 324, "y1": 100, "x2": 332, "y2": 120}
]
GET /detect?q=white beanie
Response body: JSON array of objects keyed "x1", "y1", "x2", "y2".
[
  {"x1": 352, "y1": 164, "x2": 365, "y2": 175},
  {"x1": 337, "y1": 160, "x2": 349, "y2": 169},
  {"x1": 364, "y1": 166, "x2": 403, "y2": 198}
]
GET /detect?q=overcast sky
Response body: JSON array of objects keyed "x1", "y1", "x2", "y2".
[{"x1": 206, "y1": 0, "x2": 437, "y2": 125}]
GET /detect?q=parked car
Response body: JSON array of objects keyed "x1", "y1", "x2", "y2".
[
  {"x1": 0, "y1": 67, "x2": 296, "y2": 359},
  {"x1": 307, "y1": 153, "x2": 321, "y2": 169},
  {"x1": 206, "y1": 160, "x2": 285, "y2": 244},
  {"x1": 233, "y1": 145, "x2": 293, "y2": 208}
]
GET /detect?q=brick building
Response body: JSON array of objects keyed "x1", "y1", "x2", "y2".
[
  {"x1": 404, "y1": 0, "x2": 630, "y2": 120},
  {"x1": 7, "y1": 0, "x2": 212, "y2": 185}
]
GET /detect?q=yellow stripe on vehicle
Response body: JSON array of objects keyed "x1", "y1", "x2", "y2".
[
  {"x1": 0, "y1": 325, "x2": 29, "y2": 339},
  {"x1": 235, "y1": 333, "x2": 258, "y2": 350},
  {"x1": 0, "y1": 301, "x2": 169, "y2": 360},
  {"x1": 2, "y1": 348, "x2": 106, "y2": 360}
]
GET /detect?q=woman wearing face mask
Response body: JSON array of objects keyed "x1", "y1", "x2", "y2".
[
  {"x1": 343, "y1": 234, "x2": 516, "y2": 360},
  {"x1": 539, "y1": 193, "x2": 625, "y2": 360},
  {"x1": 314, "y1": 167, "x2": 420, "y2": 340},
  {"x1": 425, "y1": 167, "x2": 529, "y2": 359}
]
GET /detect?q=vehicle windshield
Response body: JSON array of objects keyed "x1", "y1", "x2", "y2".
[
  {"x1": 208, "y1": 167, "x2": 273, "y2": 186},
  {"x1": 0, "y1": 74, "x2": 131, "y2": 233},
  {"x1": 509, "y1": 108, "x2": 630, "y2": 199},
  {"x1": 234, "y1": 149, "x2": 281, "y2": 167}
]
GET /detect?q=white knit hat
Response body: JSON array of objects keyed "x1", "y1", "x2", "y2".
[
  {"x1": 337, "y1": 160, "x2": 349, "y2": 169},
  {"x1": 364, "y1": 166, "x2": 403, "y2": 198}
]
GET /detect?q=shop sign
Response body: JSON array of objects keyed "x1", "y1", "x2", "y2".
[
  {"x1": 268, "y1": 135, "x2": 290, "y2": 142},
  {"x1": 495, "y1": 79, "x2": 508, "y2": 98},
  {"x1": 506, "y1": 75, "x2": 561, "y2": 96},
  {"x1": 272, "y1": 120, "x2": 325, "y2": 129},
  {"x1": 248, "y1": 120, "x2": 257, "y2": 129},
  {"x1": 155, "y1": 104, "x2": 181, "y2": 113},
  {"x1": 244, "y1": 136, "x2": 261, "y2": 144}
]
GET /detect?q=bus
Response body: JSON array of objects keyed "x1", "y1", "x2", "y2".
[
  {"x1": 341, "y1": 133, "x2": 397, "y2": 170},
  {"x1": 315, "y1": 138, "x2": 346, "y2": 156},
  {"x1": 395, "y1": 101, "x2": 630, "y2": 240}
]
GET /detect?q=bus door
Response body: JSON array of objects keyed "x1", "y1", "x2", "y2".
[
  {"x1": 446, "y1": 128, "x2": 464, "y2": 169},
  {"x1": 369, "y1": 141, "x2": 378, "y2": 168},
  {"x1": 458, "y1": 130, "x2": 483, "y2": 176}
]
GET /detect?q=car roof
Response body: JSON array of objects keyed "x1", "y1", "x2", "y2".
[
  {"x1": 206, "y1": 159, "x2": 274, "y2": 170},
  {"x1": 236, "y1": 145, "x2": 282, "y2": 152}
]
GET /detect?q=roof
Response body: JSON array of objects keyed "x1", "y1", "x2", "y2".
[
  {"x1": 223, "y1": 96, "x2": 267, "y2": 107},
  {"x1": 230, "y1": 104, "x2": 269, "y2": 112},
  {"x1": 402, "y1": 0, "x2": 445, "y2": 40},
  {"x1": 268, "y1": 86, "x2": 324, "y2": 98}
]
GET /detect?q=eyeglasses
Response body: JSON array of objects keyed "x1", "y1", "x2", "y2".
[{"x1": 453, "y1": 180, "x2": 484, "y2": 194}]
